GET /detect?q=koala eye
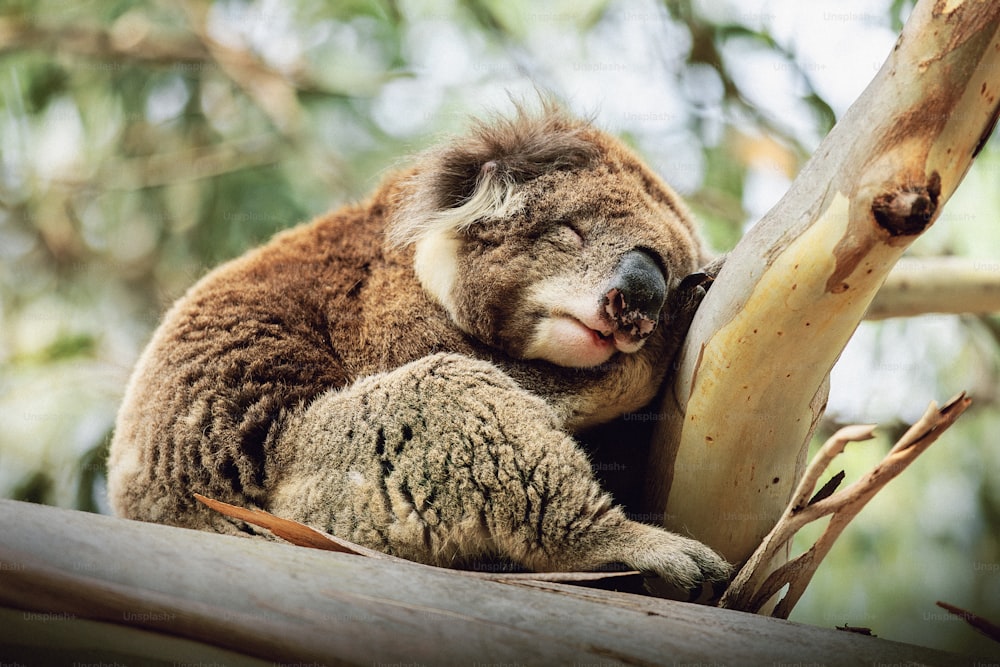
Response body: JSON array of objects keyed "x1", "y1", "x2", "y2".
[{"x1": 558, "y1": 222, "x2": 585, "y2": 248}]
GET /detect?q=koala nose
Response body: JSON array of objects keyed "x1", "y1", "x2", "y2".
[{"x1": 603, "y1": 250, "x2": 667, "y2": 340}]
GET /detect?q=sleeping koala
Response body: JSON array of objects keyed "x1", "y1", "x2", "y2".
[{"x1": 107, "y1": 102, "x2": 731, "y2": 591}]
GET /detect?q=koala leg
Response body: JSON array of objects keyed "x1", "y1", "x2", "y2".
[{"x1": 267, "y1": 353, "x2": 731, "y2": 591}]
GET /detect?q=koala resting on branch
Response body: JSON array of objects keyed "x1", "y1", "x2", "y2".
[{"x1": 107, "y1": 101, "x2": 732, "y2": 592}]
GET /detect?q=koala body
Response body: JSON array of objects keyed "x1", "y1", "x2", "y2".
[{"x1": 107, "y1": 103, "x2": 730, "y2": 590}]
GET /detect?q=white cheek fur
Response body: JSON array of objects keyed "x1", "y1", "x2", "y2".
[
  {"x1": 523, "y1": 277, "x2": 626, "y2": 368},
  {"x1": 524, "y1": 317, "x2": 618, "y2": 368},
  {"x1": 413, "y1": 231, "x2": 461, "y2": 316}
]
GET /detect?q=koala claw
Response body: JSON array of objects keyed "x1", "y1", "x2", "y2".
[
  {"x1": 627, "y1": 525, "x2": 733, "y2": 593},
  {"x1": 637, "y1": 533, "x2": 732, "y2": 591},
  {"x1": 700, "y1": 253, "x2": 727, "y2": 280},
  {"x1": 559, "y1": 515, "x2": 732, "y2": 597},
  {"x1": 676, "y1": 270, "x2": 714, "y2": 294}
]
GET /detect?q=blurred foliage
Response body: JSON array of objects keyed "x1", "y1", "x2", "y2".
[{"x1": 1, "y1": 0, "x2": 998, "y2": 657}]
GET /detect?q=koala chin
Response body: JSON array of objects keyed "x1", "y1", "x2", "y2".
[{"x1": 107, "y1": 100, "x2": 731, "y2": 594}]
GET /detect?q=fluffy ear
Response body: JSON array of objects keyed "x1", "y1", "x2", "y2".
[{"x1": 387, "y1": 102, "x2": 600, "y2": 247}]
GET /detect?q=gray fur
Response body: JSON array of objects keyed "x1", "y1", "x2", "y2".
[
  {"x1": 268, "y1": 353, "x2": 728, "y2": 588},
  {"x1": 107, "y1": 104, "x2": 732, "y2": 593}
]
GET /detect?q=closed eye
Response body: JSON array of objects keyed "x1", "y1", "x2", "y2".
[{"x1": 559, "y1": 222, "x2": 585, "y2": 248}]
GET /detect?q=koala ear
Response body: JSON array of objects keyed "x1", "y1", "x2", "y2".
[{"x1": 387, "y1": 102, "x2": 600, "y2": 248}]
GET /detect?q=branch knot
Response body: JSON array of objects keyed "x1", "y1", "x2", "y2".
[{"x1": 871, "y1": 172, "x2": 942, "y2": 236}]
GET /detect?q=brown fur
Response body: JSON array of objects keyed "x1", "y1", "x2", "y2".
[{"x1": 107, "y1": 103, "x2": 730, "y2": 590}]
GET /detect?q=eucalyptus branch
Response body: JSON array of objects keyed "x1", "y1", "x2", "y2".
[
  {"x1": 866, "y1": 257, "x2": 1000, "y2": 319},
  {"x1": 646, "y1": 0, "x2": 1000, "y2": 570},
  {"x1": 719, "y1": 393, "x2": 971, "y2": 617}
]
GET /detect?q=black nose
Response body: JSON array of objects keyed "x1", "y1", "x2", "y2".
[{"x1": 604, "y1": 250, "x2": 667, "y2": 339}]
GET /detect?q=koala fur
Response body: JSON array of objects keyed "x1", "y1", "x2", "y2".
[{"x1": 107, "y1": 101, "x2": 731, "y2": 590}]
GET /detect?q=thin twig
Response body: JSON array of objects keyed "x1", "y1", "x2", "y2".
[
  {"x1": 720, "y1": 393, "x2": 971, "y2": 616},
  {"x1": 936, "y1": 601, "x2": 1000, "y2": 643}
]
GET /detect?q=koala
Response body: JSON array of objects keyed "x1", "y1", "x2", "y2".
[{"x1": 107, "y1": 101, "x2": 731, "y2": 592}]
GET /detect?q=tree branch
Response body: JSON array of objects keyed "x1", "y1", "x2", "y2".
[
  {"x1": 866, "y1": 256, "x2": 1000, "y2": 319},
  {"x1": 0, "y1": 499, "x2": 979, "y2": 665},
  {"x1": 645, "y1": 0, "x2": 1000, "y2": 569},
  {"x1": 719, "y1": 393, "x2": 971, "y2": 616},
  {"x1": 0, "y1": 15, "x2": 210, "y2": 65},
  {"x1": 0, "y1": 13, "x2": 323, "y2": 137}
]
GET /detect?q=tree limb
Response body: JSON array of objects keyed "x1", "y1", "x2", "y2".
[
  {"x1": 0, "y1": 499, "x2": 979, "y2": 665},
  {"x1": 0, "y1": 15, "x2": 210, "y2": 65},
  {"x1": 866, "y1": 256, "x2": 1000, "y2": 319},
  {"x1": 0, "y1": 12, "x2": 322, "y2": 137},
  {"x1": 645, "y1": 0, "x2": 1000, "y2": 569}
]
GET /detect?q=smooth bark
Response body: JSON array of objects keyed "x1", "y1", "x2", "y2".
[
  {"x1": 0, "y1": 499, "x2": 980, "y2": 665},
  {"x1": 646, "y1": 0, "x2": 1000, "y2": 567}
]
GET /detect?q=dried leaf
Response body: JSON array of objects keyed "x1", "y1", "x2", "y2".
[
  {"x1": 194, "y1": 493, "x2": 375, "y2": 557},
  {"x1": 194, "y1": 493, "x2": 639, "y2": 584},
  {"x1": 808, "y1": 470, "x2": 845, "y2": 506},
  {"x1": 836, "y1": 624, "x2": 875, "y2": 637}
]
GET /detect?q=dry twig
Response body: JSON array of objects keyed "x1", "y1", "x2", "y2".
[
  {"x1": 720, "y1": 393, "x2": 971, "y2": 617},
  {"x1": 936, "y1": 601, "x2": 1000, "y2": 644}
]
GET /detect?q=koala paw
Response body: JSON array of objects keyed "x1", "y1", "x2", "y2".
[
  {"x1": 628, "y1": 523, "x2": 732, "y2": 592},
  {"x1": 662, "y1": 271, "x2": 713, "y2": 334},
  {"x1": 583, "y1": 519, "x2": 732, "y2": 596},
  {"x1": 700, "y1": 252, "x2": 727, "y2": 280}
]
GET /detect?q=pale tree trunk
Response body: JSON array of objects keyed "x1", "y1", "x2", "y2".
[{"x1": 645, "y1": 0, "x2": 1000, "y2": 569}]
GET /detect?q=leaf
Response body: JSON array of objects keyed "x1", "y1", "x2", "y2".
[
  {"x1": 194, "y1": 493, "x2": 374, "y2": 557},
  {"x1": 807, "y1": 470, "x2": 845, "y2": 506}
]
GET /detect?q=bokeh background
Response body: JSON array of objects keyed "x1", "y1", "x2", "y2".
[{"x1": 1, "y1": 0, "x2": 998, "y2": 657}]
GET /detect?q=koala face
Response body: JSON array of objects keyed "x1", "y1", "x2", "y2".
[{"x1": 389, "y1": 103, "x2": 705, "y2": 370}]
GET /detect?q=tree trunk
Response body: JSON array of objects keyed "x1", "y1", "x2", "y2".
[
  {"x1": 645, "y1": 0, "x2": 1000, "y2": 567},
  {"x1": 0, "y1": 499, "x2": 982, "y2": 665}
]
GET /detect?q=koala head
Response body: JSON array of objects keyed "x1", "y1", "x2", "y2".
[{"x1": 387, "y1": 102, "x2": 706, "y2": 370}]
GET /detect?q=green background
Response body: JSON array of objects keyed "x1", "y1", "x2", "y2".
[{"x1": 1, "y1": 0, "x2": 997, "y2": 658}]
